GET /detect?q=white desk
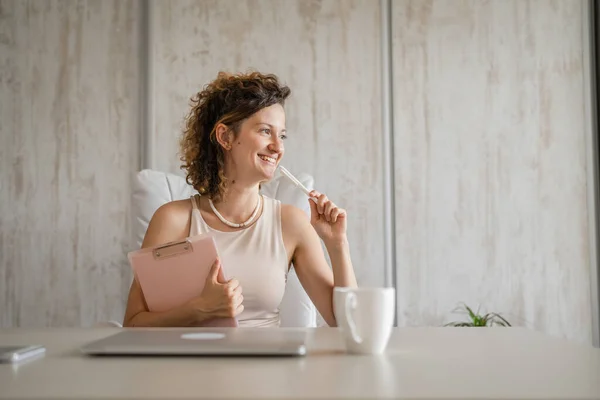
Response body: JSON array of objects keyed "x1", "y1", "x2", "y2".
[{"x1": 1, "y1": 327, "x2": 599, "y2": 399}]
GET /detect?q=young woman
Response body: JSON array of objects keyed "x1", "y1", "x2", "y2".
[{"x1": 123, "y1": 72, "x2": 357, "y2": 327}]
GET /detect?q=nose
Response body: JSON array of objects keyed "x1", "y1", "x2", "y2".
[{"x1": 268, "y1": 136, "x2": 284, "y2": 153}]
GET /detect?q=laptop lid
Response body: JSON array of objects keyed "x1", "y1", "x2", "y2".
[{"x1": 80, "y1": 329, "x2": 308, "y2": 357}]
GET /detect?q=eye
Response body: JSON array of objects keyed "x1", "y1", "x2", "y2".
[
  {"x1": 279, "y1": 134, "x2": 288, "y2": 140},
  {"x1": 261, "y1": 128, "x2": 271, "y2": 135}
]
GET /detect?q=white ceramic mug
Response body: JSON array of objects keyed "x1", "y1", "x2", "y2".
[{"x1": 333, "y1": 287, "x2": 395, "y2": 354}]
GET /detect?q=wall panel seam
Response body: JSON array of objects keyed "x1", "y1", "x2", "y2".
[
  {"x1": 381, "y1": 0, "x2": 398, "y2": 324},
  {"x1": 583, "y1": 0, "x2": 600, "y2": 347}
]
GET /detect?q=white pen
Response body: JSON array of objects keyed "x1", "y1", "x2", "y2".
[{"x1": 278, "y1": 166, "x2": 318, "y2": 203}]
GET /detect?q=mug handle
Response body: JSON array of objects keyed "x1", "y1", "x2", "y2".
[{"x1": 344, "y1": 292, "x2": 363, "y2": 344}]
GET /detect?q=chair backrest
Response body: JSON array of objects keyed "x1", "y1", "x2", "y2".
[{"x1": 131, "y1": 169, "x2": 317, "y2": 327}]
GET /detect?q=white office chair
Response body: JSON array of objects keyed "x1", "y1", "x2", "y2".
[{"x1": 123, "y1": 169, "x2": 318, "y2": 328}]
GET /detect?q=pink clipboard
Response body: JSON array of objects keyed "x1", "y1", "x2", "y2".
[{"x1": 127, "y1": 234, "x2": 238, "y2": 327}]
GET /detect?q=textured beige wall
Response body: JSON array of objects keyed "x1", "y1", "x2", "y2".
[
  {"x1": 149, "y1": 0, "x2": 386, "y2": 287},
  {"x1": 0, "y1": 0, "x2": 140, "y2": 327},
  {"x1": 0, "y1": 0, "x2": 595, "y2": 344},
  {"x1": 392, "y1": 0, "x2": 593, "y2": 343}
]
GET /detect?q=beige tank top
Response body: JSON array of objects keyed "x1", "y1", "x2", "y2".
[{"x1": 189, "y1": 194, "x2": 289, "y2": 327}]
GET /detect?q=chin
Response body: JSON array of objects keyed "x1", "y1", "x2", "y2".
[
  {"x1": 255, "y1": 164, "x2": 277, "y2": 180},
  {"x1": 260, "y1": 170, "x2": 276, "y2": 181}
]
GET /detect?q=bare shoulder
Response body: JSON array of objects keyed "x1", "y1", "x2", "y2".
[
  {"x1": 281, "y1": 203, "x2": 310, "y2": 221},
  {"x1": 152, "y1": 198, "x2": 192, "y2": 222},
  {"x1": 142, "y1": 198, "x2": 194, "y2": 248},
  {"x1": 280, "y1": 203, "x2": 312, "y2": 236}
]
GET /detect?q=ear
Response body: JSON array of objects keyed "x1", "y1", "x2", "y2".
[{"x1": 214, "y1": 123, "x2": 233, "y2": 150}]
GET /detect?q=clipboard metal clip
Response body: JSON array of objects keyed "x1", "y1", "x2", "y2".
[{"x1": 153, "y1": 239, "x2": 192, "y2": 260}]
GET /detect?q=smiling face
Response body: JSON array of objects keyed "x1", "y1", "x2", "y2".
[{"x1": 219, "y1": 103, "x2": 287, "y2": 184}]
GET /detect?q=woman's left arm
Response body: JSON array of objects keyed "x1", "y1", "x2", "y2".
[{"x1": 283, "y1": 190, "x2": 357, "y2": 326}]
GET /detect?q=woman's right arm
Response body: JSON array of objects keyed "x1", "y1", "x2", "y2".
[
  {"x1": 122, "y1": 201, "x2": 243, "y2": 327},
  {"x1": 123, "y1": 278, "x2": 200, "y2": 327}
]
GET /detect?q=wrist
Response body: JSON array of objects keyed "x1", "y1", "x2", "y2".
[
  {"x1": 184, "y1": 298, "x2": 211, "y2": 324},
  {"x1": 324, "y1": 236, "x2": 349, "y2": 251}
]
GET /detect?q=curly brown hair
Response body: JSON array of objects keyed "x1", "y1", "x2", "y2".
[{"x1": 179, "y1": 71, "x2": 291, "y2": 201}]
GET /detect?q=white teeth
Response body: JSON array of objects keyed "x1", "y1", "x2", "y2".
[{"x1": 258, "y1": 155, "x2": 276, "y2": 164}]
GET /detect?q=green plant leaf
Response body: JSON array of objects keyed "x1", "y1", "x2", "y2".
[
  {"x1": 490, "y1": 313, "x2": 512, "y2": 327},
  {"x1": 445, "y1": 322, "x2": 474, "y2": 327},
  {"x1": 464, "y1": 305, "x2": 477, "y2": 321},
  {"x1": 481, "y1": 313, "x2": 492, "y2": 326},
  {"x1": 445, "y1": 304, "x2": 512, "y2": 328}
]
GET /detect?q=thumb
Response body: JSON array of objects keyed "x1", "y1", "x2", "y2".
[{"x1": 209, "y1": 258, "x2": 221, "y2": 282}]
